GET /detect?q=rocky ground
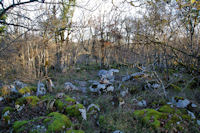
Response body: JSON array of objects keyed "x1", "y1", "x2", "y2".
[{"x1": 0, "y1": 64, "x2": 200, "y2": 133}]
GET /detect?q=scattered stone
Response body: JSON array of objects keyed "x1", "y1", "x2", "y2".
[
  {"x1": 137, "y1": 100, "x2": 147, "y2": 107},
  {"x1": 87, "y1": 104, "x2": 100, "y2": 113},
  {"x1": 113, "y1": 130, "x2": 124, "y2": 133},
  {"x1": 36, "y1": 81, "x2": 46, "y2": 96},
  {"x1": 74, "y1": 80, "x2": 87, "y2": 87},
  {"x1": 106, "y1": 85, "x2": 114, "y2": 92},
  {"x1": 10, "y1": 85, "x2": 18, "y2": 93},
  {"x1": 187, "y1": 110, "x2": 196, "y2": 119},
  {"x1": 98, "y1": 69, "x2": 119, "y2": 82},
  {"x1": 130, "y1": 72, "x2": 145, "y2": 79},
  {"x1": 122, "y1": 75, "x2": 131, "y2": 82},
  {"x1": 197, "y1": 120, "x2": 200, "y2": 126},
  {"x1": 64, "y1": 82, "x2": 78, "y2": 91},
  {"x1": 176, "y1": 99, "x2": 190, "y2": 108},
  {"x1": 14, "y1": 80, "x2": 27, "y2": 89},
  {"x1": 191, "y1": 104, "x2": 197, "y2": 108},
  {"x1": 15, "y1": 104, "x2": 24, "y2": 112},
  {"x1": 79, "y1": 108, "x2": 87, "y2": 120},
  {"x1": 120, "y1": 89, "x2": 128, "y2": 97},
  {"x1": 56, "y1": 93, "x2": 65, "y2": 99},
  {"x1": 151, "y1": 84, "x2": 161, "y2": 89}
]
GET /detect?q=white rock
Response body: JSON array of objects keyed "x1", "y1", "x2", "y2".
[
  {"x1": 15, "y1": 104, "x2": 24, "y2": 112},
  {"x1": 36, "y1": 81, "x2": 46, "y2": 96},
  {"x1": 113, "y1": 130, "x2": 123, "y2": 133},
  {"x1": 87, "y1": 104, "x2": 100, "y2": 112},
  {"x1": 122, "y1": 75, "x2": 131, "y2": 82},
  {"x1": 14, "y1": 80, "x2": 27, "y2": 89},
  {"x1": 191, "y1": 104, "x2": 197, "y2": 108},
  {"x1": 187, "y1": 110, "x2": 196, "y2": 119},
  {"x1": 151, "y1": 84, "x2": 160, "y2": 89},
  {"x1": 97, "y1": 84, "x2": 106, "y2": 90},
  {"x1": 176, "y1": 99, "x2": 190, "y2": 108},
  {"x1": 23, "y1": 92, "x2": 30, "y2": 97},
  {"x1": 0, "y1": 97, "x2": 3, "y2": 101},
  {"x1": 120, "y1": 89, "x2": 128, "y2": 97},
  {"x1": 3, "y1": 110, "x2": 10, "y2": 117},
  {"x1": 197, "y1": 120, "x2": 200, "y2": 125},
  {"x1": 64, "y1": 82, "x2": 78, "y2": 91},
  {"x1": 10, "y1": 85, "x2": 18, "y2": 93},
  {"x1": 131, "y1": 72, "x2": 145, "y2": 78},
  {"x1": 137, "y1": 100, "x2": 147, "y2": 107},
  {"x1": 107, "y1": 85, "x2": 114, "y2": 92},
  {"x1": 79, "y1": 108, "x2": 87, "y2": 120}
]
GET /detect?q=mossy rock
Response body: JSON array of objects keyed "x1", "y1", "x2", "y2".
[
  {"x1": 133, "y1": 109, "x2": 168, "y2": 129},
  {"x1": 18, "y1": 86, "x2": 35, "y2": 95},
  {"x1": 16, "y1": 96, "x2": 39, "y2": 107},
  {"x1": 44, "y1": 112, "x2": 72, "y2": 132},
  {"x1": 2, "y1": 106, "x2": 14, "y2": 114},
  {"x1": 65, "y1": 96, "x2": 76, "y2": 104},
  {"x1": 41, "y1": 95, "x2": 54, "y2": 101},
  {"x1": 65, "y1": 104, "x2": 84, "y2": 118},
  {"x1": 87, "y1": 104, "x2": 100, "y2": 114},
  {"x1": 13, "y1": 120, "x2": 28, "y2": 133},
  {"x1": 159, "y1": 105, "x2": 175, "y2": 113},
  {"x1": 66, "y1": 129, "x2": 85, "y2": 133},
  {"x1": 55, "y1": 99, "x2": 65, "y2": 112}
]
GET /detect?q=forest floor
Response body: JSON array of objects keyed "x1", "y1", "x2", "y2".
[{"x1": 0, "y1": 64, "x2": 200, "y2": 133}]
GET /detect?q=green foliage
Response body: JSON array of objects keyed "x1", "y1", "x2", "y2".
[
  {"x1": 65, "y1": 104, "x2": 84, "y2": 118},
  {"x1": 13, "y1": 120, "x2": 28, "y2": 133},
  {"x1": 2, "y1": 106, "x2": 14, "y2": 114},
  {"x1": 66, "y1": 129, "x2": 85, "y2": 133},
  {"x1": 16, "y1": 96, "x2": 39, "y2": 107},
  {"x1": 45, "y1": 112, "x2": 72, "y2": 132}
]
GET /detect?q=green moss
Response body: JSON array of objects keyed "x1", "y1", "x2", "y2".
[
  {"x1": 181, "y1": 114, "x2": 191, "y2": 121},
  {"x1": 2, "y1": 106, "x2": 14, "y2": 114},
  {"x1": 25, "y1": 96, "x2": 40, "y2": 106},
  {"x1": 41, "y1": 95, "x2": 54, "y2": 101},
  {"x1": 133, "y1": 109, "x2": 167, "y2": 129},
  {"x1": 65, "y1": 96, "x2": 76, "y2": 103},
  {"x1": 66, "y1": 129, "x2": 85, "y2": 133},
  {"x1": 65, "y1": 104, "x2": 84, "y2": 117},
  {"x1": 159, "y1": 105, "x2": 175, "y2": 113},
  {"x1": 16, "y1": 96, "x2": 39, "y2": 107},
  {"x1": 55, "y1": 100, "x2": 65, "y2": 112},
  {"x1": 16, "y1": 97, "x2": 26, "y2": 105},
  {"x1": 13, "y1": 120, "x2": 28, "y2": 133},
  {"x1": 99, "y1": 115, "x2": 106, "y2": 127},
  {"x1": 3, "y1": 115, "x2": 11, "y2": 124},
  {"x1": 45, "y1": 112, "x2": 72, "y2": 132},
  {"x1": 19, "y1": 87, "x2": 31, "y2": 94}
]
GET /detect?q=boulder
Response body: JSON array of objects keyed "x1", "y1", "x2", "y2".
[
  {"x1": 137, "y1": 100, "x2": 147, "y2": 107},
  {"x1": 36, "y1": 81, "x2": 46, "y2": 96},
  {"x1": 98, "y1": 69, "x2": 119, "y2": 82},
  {"x1": 64, "y1": 82, "x2": 78, "y2": 91},
  {"x1": 176, "y1": 99, "x2": 190, "y2": 108},
  {"x1": 14, "y1": 80, "x2": 27, "y2": 89},
  {"x1": 113, "y1": 130, "x2": 123, "y2": 133}
]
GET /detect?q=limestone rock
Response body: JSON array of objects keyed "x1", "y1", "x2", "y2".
[
  {"x1": 113, "y1": 130, "x2": 123, "y2": 133},
  {"x1": 64, "y1": 82, "x2": 78, "y2": 91},
  {"x1": 137, "y1": 100, "x2": 147, "y2": 107},
  {"x1": 36, "y1": 81, "x2": 46, "y2": 96},
  {"x1": 14, "y1": 80, "x2": 27, "y2": 89}
]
